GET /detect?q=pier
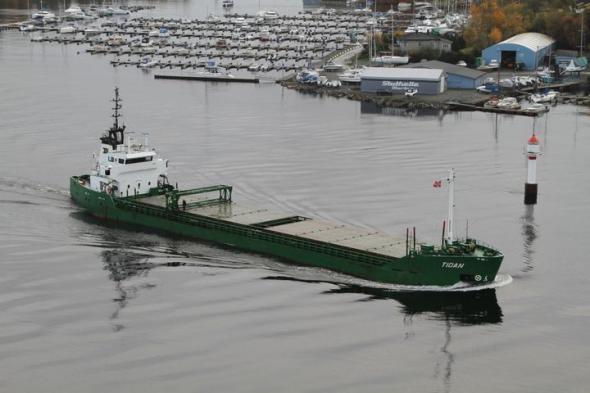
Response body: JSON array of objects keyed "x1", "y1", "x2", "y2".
[{"x1": 154, "y1": 74, "x2": 259, "y2": 83}]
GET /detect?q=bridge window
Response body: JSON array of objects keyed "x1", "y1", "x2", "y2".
[
  {"x1": 119, "y1": 159, "x2": 124, "y2": 164},
  {"x1": 125, "y1": 156, "x2": 153, "y2": 164}
]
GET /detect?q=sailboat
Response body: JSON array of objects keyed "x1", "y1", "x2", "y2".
[
  {"x1": 371, "y1": 7, "x2": 409, "y2": 65},
  {"x1": 32, "y1": 0, "x2": 57, "y2": 21}
]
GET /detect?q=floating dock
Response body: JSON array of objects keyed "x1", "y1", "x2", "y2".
[
  {"x1": 154, "y1": 74, "x2": 259, "y2": 83},
  {"x1": 445, "y1": 101, "x2": 546, "y2": 117}
]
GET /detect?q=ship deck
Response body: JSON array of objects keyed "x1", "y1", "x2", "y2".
[{"x1": 137, "y1": 194, "x2": 408, "y2": 258}]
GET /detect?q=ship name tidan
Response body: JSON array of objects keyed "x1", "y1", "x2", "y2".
[{"x1": 442, "y1": 262, "x2": 465, "y2": 269}]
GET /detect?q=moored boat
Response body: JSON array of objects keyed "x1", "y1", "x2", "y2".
[{"x1": 70, "y1": 89, "x2": 504, "y2": 288}]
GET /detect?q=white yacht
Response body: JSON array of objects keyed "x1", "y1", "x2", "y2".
[
  {"x1": 65, "y1": 5, "x2": 83, "y2": 14},
  {"x1": 32, "y1": 10, "x2": 56, "y2": 21},
  {"x1": 84, "y1": 25, "x2": 102, "y2": 35},
  {"x1": 257, "y1": 10, "x2": 279, "y2": 20},
  {"x1": 19, "y1": 24, "x2": 36, "y2": 32},
  {"x1": 111, "y1": 8, "x2": 130, "y2": 15},
  {"x1": 338, "y1": 68, "x2": 363, "y2": 83},
  {"x1": 59, "y1": 24, "x2": 77, "y2": 34}
]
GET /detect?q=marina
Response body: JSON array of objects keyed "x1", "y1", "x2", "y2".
[{"x1": 19, "y1": 11, "x2": 374, "y2": 77}]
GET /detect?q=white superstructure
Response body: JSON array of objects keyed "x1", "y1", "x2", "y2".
[{"x1": 89, "y1": 89, "x2": 168, "y2": 197}]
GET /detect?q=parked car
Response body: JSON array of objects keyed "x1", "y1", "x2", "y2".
[{"x1": 404, "y1": 88, "x2": 418, "y2": 97}]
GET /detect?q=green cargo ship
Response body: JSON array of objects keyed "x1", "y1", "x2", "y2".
[{"x1": 70, "y1": 90, "x2": 503, "y2": 287}]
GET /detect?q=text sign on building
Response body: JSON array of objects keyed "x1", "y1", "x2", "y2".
[{"x1": 381, "y1": 80, "x2": 420, "y2": 91}]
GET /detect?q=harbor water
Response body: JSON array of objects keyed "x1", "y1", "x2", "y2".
[{"x1": 1, "y1": 1, "x2": 590, "y2": 392}]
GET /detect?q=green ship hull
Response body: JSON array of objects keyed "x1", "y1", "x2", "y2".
[{"x1": 70, "y1": 176, "x2": 503, "y2": 287}]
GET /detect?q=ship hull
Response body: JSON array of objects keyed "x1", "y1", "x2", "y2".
[{"x1": 70, "y1": 176, "x2": 503, "y2": 287}]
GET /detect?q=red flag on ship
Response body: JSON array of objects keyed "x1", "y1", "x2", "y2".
[{"x1": 433, "y1": 180, "x2": 442, "y2": 188}]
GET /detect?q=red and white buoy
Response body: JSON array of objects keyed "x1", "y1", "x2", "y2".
[{"x1": 525, "y1": 133, "x2": 541, "y2": 205}]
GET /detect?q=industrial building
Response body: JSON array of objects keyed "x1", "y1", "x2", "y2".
[
  {"x1": 400, "y1": 60, "x2": 488, "y2": 89},
  {"x1": 398, "y1": 33, "x2": 453, "y2": 54},
  {"x1": 360, "y1": 67, "x2": 446, "y2": 95},
  {"x1": 481, "y1": 32, "x2": 555, "y2": 70}
]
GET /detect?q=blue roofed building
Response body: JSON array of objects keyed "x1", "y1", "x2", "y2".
[
  {"x1": 482, "y1": 33, "x2": 556, "y2": 70},
  {"x1": 400, "y1": 60, "x2": 488, "y2": 89}
]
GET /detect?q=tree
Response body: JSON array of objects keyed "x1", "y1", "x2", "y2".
[{"x1": 463, "y1": 0, "x2": 526, "y2": 51}]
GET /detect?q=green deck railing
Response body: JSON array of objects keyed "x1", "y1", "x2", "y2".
[
  {"x1": 114, "y1": 197, "x2": 400, "y2": 267},
  {"x1": 164, "y1": 185, "x2": 233, "y2": 210}
]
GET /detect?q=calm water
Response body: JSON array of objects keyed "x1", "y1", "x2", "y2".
[{"x1": 1, "y1": 2, "x2": 590, "y2": 392}]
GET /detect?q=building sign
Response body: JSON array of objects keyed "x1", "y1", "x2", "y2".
[{"x1": 381, "y1": 80, "x2": 420, "y2": 90}]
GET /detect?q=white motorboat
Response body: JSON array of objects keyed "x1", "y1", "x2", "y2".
[
  {"x1": 323, "y1": 62, "x2": 345, "y2": 72},
  {"x1": 59, "y1": 24, "x2": 77, "y2": 34},
  {"x1": 64, "y1": 6, "x2": 87, "y2": 19},
  {"x1": 478, "y1": 59, "x2": 500, "y2": 70},
  {"x1": 248, "y1": 63, "x2": 260, "y2": 72},
  {"x1": 106, "y1": 35, "x2": 124, "y2": 46},
  {"x1": 19, "y1": 24, "x2": 36, "y2": 32},
  {"x1": 338, "y1": 69, "x2": 362, "y2": 83},
  {"x1": 522, "y1": 103, "x2": 549, "y2": 114},
  {"x1": 149, "y1": 28, "x2": 170, "y2": 38},
  {"x1": 257, "y1": 10, "x2": 279, "y2": 20},
  {"x1": 65, "y1": 5, "x2": 82, "y2": 14},
  {"x1": 97, "y1": 7, "x2": 114, "y2": 17},
  {"x1": 496, "y1": 97, "x2": 520, "y2": 110},
  {"x1": 139, "y1": 57, "x2": 159, "y2": 69},
  {"x1": 84, "y1": 25, "x2": 101, "y2": 35},
  {"x1": 563, "y1": 59, "x2": 586, "y2": 73},
  {"x1": 32, "y1": 10, "x2": 56, "y2": 20},
  {"x1": 530, "y1": 91, "x2": 558, "y2": 103},
  {"x1": 112, "y1": 8, "x2": 130, "y2": 15}
]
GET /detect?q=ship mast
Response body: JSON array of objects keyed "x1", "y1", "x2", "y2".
[
  {"x1": 100, "y1": 87, "x2": 126, "y2": 149},
  {"x1": 112, "y1": 87, "x2": 122, "y2": 132},
  {"x1": 446, "y1": 168, "x2": 455, "y2": 244}
]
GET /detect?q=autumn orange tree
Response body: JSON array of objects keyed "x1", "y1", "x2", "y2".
[{"x1": 463, "y1": 0, "x2": 527, "y2": 51}]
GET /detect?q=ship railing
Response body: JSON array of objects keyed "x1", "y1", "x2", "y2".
[
  {"x1": 164, "y1": 185, "x2": 232, "y2": 210},
  {"x1": 114, "y1": 198, "x2": 402, "y2": 268},
  {"x1": 455, "y1": 237, "x2": 502, "y2": 255}
]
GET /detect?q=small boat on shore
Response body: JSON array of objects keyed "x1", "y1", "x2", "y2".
[
  {"x1": 530, "y1": 91, "x2": 558, "y2": 103},
  {"x1": 522, "y1": 103, "x2": 549, "y2": 114},
  {"x1": 496, "y1": 97, "x2": 520, "y2": 110}
]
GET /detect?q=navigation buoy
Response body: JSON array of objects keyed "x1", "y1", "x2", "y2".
[{"x1": 525, "y1": 133, "x2": 540, "y2": 205}]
